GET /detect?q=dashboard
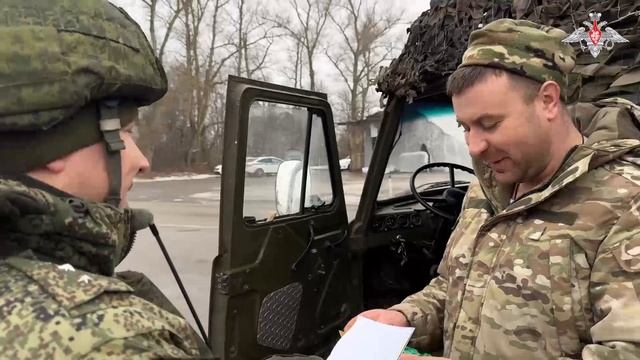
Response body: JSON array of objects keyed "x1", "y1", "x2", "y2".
[
  {"x1": 373, "y1": 207, "x2": 426, "y2": 232},
  {"x1": 367, "y1": 183, "x2": 470, "y2": 250}
]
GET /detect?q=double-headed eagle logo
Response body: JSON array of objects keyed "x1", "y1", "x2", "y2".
[{"x1": 562, "y1": 12, "x2": 628, "y2": 58}]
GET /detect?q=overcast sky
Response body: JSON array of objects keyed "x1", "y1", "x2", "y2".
[
  {"x1": 110, "y1": 0, "x2": 431, "y2": 122},
  {"x1": 110, "y1": 0, "x2": 429, "y2": 82},
  {"x1": 111, "y1": 1, "x2": 429, "y2": 33}
]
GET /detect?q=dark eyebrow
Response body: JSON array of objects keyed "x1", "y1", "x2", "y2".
[{"x1": 457, "y1": 113, "x2": 504, "y2": 126}]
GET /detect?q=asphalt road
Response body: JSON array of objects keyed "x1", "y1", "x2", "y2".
[
  {"x1": 116, "y1": 172, "x2": 366, "y2": 334},
  {"x1": 115, "y1": 168, "x2": 473, "y2": 334}
]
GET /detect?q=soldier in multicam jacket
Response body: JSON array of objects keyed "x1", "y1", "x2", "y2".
[
  {"x1": 0, "y1": 0, "x2": 207, "y2": 358},
  {"x1": 347, "y1": 19, "x2": 640, "y2": 359}
]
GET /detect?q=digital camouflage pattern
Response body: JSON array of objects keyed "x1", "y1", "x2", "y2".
[
  {"x1": 0, "y1": 178, "x2": 202, "y2": 358},
  {"x1": 459, "y1": 19, "x2": 575, "y2": 99},
  {"x1": 0, "y1": 0, "x2": 167, "y2": 173},
  {"x1": 390, "y1": 97, "x2": 640, "y2": 359},
  {"x1": 0, "y1": 0, "x2": 167, "y2": 133},
  {"x1": 0, "y1": 1, "x2": 205, "y2": 357}
]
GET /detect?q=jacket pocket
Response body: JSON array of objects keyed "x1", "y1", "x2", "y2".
[
  {"x1": 547, "y1": 235, "x2": 584, "y2": 357},
  {"x1": 440, "y1": 208, "x2": 487, "y2": 354}
]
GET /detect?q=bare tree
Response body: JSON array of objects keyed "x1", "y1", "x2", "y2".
[
  {"x1": 292, "y1": 40, "x2": 304, "y2": 88},
  {"x1": 229, "y1": 0, "x2": 278, "y2": 79},
  {"x1": 274, "y1": 40, "x2": 304, "y2": 88},
  {"x1": 178, "y1": 0, "x2": 237, "y2": 168},
  {"x1": 131, "y1": 0, "x2": 185, "y2": 166},
  {"x1": 205, "y1": 85, "x2": 227, "y2": 166},
  {"x1": 141, "y1": 0, "x2": 183, "y2": 63},
  {"x1": 267, "y1": 0, "x2": 333, "y2": 90},
  {"x1": 326, "y1": 0, "x2": 401, "y2": 170}
]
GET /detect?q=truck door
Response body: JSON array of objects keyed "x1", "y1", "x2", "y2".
[{"x1": 209, "y1": 76, "x2": 358, "y2": 359}]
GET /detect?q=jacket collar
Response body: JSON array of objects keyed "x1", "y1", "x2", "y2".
[
  {"x1": 473, "y1": 98, "x2": 640, "y2": 215},
  {"x1": 0, "y1": 177, "x2": 135, "y2": 276}
]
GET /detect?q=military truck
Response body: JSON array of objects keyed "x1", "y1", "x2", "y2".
[{"x1": 181, "y1": 1, "x2": 640, "y2": 358}]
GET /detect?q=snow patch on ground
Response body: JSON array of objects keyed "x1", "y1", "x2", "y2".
[
  {"x1": 135, "y1": 174, "x2": 219, "y2": 183},
  {"x1": 189, "y1": 192, "x2": 220, "y2": 200}
]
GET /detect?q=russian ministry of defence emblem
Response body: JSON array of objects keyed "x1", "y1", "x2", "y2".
[{"x1": 562, "y1": 12, "x2": 628, "y2": 58}]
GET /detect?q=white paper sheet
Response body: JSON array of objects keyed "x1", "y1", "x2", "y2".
[{"x1": 327, "y1": 316, "x2": 415, "y2": 360}]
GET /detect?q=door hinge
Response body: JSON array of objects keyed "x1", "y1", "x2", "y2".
[
  {"x1": 216, "y1": 272, "x2": 232, "y2": 295},
  {"x1": 215, "y1": 271, "x2": 250, "y2": 295}
]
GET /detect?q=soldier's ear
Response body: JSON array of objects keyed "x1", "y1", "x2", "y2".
[
  {"x1": 26, "y1": 157, "x2": 67, "y2": 188},
  {"x1": 538, "y1": 81, "x2": 562, "y2": 120},
  {"x1": 43, "y1": 159, "x2": 66, "y2": 174}
]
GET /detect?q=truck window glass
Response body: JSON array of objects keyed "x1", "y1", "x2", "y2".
[
  {"x1": 377, "y1": 98, "x2": 475, "y2": 201},
  {"x1": 242, "y1": 101, "x2": 335, "y2": 222},
  {"x1": 307, "y1": 113, "x2": 335, "y2": 208}
]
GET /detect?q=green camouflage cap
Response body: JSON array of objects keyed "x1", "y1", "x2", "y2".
[{"x1": 459, "y1": 19, "x2": 576, "y2": 98}]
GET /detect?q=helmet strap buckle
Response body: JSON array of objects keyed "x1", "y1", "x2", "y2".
[{"x1": 99, "y1": 101, "x2": 124, "y2": 207}]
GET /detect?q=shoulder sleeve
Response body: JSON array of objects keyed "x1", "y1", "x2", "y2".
[
  {"x1": 80, "y1": 332, "x2": 199, "y2": 359},
  {"x1": 0, "y1": 257, "x2": 201, "y2": 359},
  {"x1": 583, "y1": 193, "x2": 640, "y2": 358}
]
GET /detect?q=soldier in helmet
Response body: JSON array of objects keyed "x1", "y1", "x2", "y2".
[
  {"x1": 0, "y1": 0, "x2": 208, "y2": 358},
  {"x1": 347, "y1": 19, "x2": 640, "y2": 359}
]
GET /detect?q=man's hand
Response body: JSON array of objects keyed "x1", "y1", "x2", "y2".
[
  {"x1": 344, "y1": 310, "x2": 446, "y2": 359},
  {"x1": 344, "y1": 309, "x2": 410, "y2": 332}
]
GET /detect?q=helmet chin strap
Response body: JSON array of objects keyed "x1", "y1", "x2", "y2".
[{"x1": 99, "y1": 101, "x2": 125, "y2": 208}]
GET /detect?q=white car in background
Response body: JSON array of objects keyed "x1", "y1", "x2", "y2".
[
  {"x1": 214, "y1": 157, "x2": 257, "y2": 175},
  {"x1": 245, "y1": 156, "x2": 283, "y2": 177}
]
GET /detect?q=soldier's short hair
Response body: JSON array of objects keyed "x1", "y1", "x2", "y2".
[{"x1": 446, "y1": 66, "x2": 541, "y2": 104}]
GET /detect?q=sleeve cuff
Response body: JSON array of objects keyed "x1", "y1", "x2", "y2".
[{"x1": 388, "y1": 303, "x2": 425, "y2": 328}]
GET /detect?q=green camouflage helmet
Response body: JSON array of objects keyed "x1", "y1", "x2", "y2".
[
  {"x1": 0, "y1": 0, "x2": 167, "y2": 206},
  {"x1": 0, "y1": 0, "x2": 166, "y2": 169},
  {"x1": 459, "y1": 19, "x2": 576, "y2": 99}
]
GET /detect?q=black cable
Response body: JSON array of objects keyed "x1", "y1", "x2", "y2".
[{"x1": 149, "y1": 223, "x2": 209, "y2": 345}]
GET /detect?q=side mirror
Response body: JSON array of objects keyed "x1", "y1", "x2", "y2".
[
  {"x1": 276, "y1": 160, "x2": 302, "y2": 215},
  {"x1": 275, "y1": 160, "x2": 313, "y2": 215}
]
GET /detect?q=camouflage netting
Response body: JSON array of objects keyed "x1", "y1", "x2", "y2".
[{"x1": 377, "y1": 0, "x2": 640, "y2": 104}]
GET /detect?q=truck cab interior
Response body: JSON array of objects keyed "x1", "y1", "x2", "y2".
[
  {"x1": 208, "y1": 2, "x2": 640, "y2": 358},
  {"x1": 210, "y1": 76, "x2": 475, "y2": 359}
]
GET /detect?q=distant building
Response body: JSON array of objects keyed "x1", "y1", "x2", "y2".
[
  {"x1": 360, "y1": 109, "x2": 471, "y2": 171},
  {"x1": 361, "y1": 112, "x2": 383, "y2": 168}
]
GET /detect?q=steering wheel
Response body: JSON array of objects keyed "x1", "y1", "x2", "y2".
[{"x1": 409, "y1": 162, "x2": 475, "y2": 220}]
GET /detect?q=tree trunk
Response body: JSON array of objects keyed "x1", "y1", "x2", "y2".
[
  {"x1": 348, "y1": 124, "x2": 365, "y2": 171},
  {"x1": 237, "y1": 0, "x2": 245, "y2": 76},
  {"x1": 307, "y1": 47, "x2": 315, "y2": 91}
]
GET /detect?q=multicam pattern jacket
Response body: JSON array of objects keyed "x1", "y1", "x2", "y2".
[
  {"x1": 391, "y1": 98, "x2": 640, "y2": 359},
  {"x1": 0, "y1": 177, "x2": 201, "y2": 359}
]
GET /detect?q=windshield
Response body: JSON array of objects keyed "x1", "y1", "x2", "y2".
[{"x1": 377, "y1": 97, "x2": 476, "y2": 201}]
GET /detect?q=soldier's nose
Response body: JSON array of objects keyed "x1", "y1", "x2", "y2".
[{"x1": 466, "y1": 131, "x2": 489, "y2": 158}]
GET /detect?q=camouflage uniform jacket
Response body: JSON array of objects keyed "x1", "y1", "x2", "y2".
[
  {"x1": 0, "y1": 177, "x2": 201, "y2": 359},
  {"x1": 390, "y1": 98, "x2": 640, "y2": 359}
]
